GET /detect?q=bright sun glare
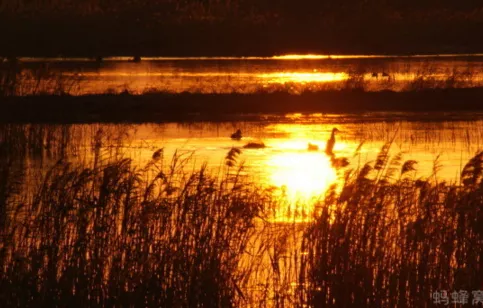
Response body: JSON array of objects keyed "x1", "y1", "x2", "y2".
[{"x1": 267, "y1": 152, "x2": 337, "y2": 222}]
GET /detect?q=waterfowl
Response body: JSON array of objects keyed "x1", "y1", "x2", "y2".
[
  {"x1": 152, "y1": 148, "x2": 164, "y2": 160},
  {"x1": 243, "y1": 142, "x2": 265, "y2": 149},
  {"x1": 307, "y1": 143, "x2": 319, "y2": 151},
  {"x1": 325, "y1": 128, "x2": 339, "y2": 156},
  {"x1": 231, "y1": 129, "x2": 242, "y2": 140},
  {"x1": 371, "y1": 72, "x2": 378, "y2": 79},
  {"x1": 131, "y1": 56, "x2": 141, "y2": 63},
  {"x1": 382, "y1": 72, "x2": 390, "y2": 78}
]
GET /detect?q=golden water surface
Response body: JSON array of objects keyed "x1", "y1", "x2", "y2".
[{"x1": 23, "y1": 113, "x2": 478, "y2": 222}]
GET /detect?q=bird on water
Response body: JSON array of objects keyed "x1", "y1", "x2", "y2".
[
  {"x1": 325, "y1": 128, "x2": 349, "y2": 168},
  {"x1": 307, "y1": 143, "x2": 319, "y2": 151},
  {"x1": 231, "y1": 129, "x2": 242, "y2": 140},
  {"x1": 243, "y1": 141, "x2": 265, "y2": 149},
  {"x1": 325, "y1": 128, "x2": 339, "y2": 156}
]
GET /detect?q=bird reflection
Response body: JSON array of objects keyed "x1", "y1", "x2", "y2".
[
  {"x1": 243, "y1": 141, "x2": 265, "y2": 149},
  {"x1": 325, "y1": 127, "x2": 349, "y2": 168}
]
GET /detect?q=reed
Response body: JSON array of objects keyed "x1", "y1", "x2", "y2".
[
  {"x1": 0, "y1": 143, "x2": 268, "y2": 306},
  {"x1": 1, "y1": 61, "x2": 481, "y2": 97},
  {"x1": 0, "y1": 63, "x2": 84, "y2": 97},
  {"x1": 1, "y1": 125, "x2": 483, "y2": 307},
  {"x1": 297, "y1": 145, "x2": 483, "y2": 307}
]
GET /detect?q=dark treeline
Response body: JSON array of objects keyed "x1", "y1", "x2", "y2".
[
  {"x1": 1, "y1": 0, "x2": 481, "y2": 15},
  {"x1": 1, "y1": 0, "x2": 483, "y2": 56}
]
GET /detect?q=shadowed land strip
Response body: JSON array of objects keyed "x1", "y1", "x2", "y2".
[{"x1": 1, "y1": 88, "x2": 483, "y2": 123}]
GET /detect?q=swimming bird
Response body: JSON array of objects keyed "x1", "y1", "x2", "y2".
[
  {"x1": 371, "y1": 72, "x2": 378, "y2": 79},
  {"x1": 152, "y1": 148, "x2": 164, "y2": 160},
  {"x1": 243, "y1": 141, "x2": 265, "y2": 149},
  {"x1": 231, "y1": 129, "x2": 242, "y2": 140},
  {"x1": 307, "y1": 143, "x2": 319, "y2": 151},
  {"x1": 325, "y1": 128, "x2": 339, "y2": 156},
  {"x1": 382, "y1": 72, "x2": 390, "y2": 78},
  {"x1": 131, "y1": 56, "x2": 141, "y2": 63}
]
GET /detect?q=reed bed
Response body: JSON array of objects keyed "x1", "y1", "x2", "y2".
[
  {"x1": 297, "y1": 148, "x2": 483, "y2": 307},
  {"x1": 1, "y1": 61, "x2": 482, "y2": 97},
  {"x1": 0, "y1": 150, "x2": 269, "y2": 307},
  {"x1": 0, "y1": 64, "x2": 83, "y2": 96},
  {"x1": 1, "y1": 124, "x2": 483, "y2": 307}
]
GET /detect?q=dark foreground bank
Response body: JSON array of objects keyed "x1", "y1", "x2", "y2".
[{"x1": 2, "y1": 88, "x2": 483, "y2": 123}]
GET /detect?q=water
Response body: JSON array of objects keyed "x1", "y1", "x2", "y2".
[
  {"x1": 2, "y1": 55, "x2": 483, "y2": 307},
  {"x1": 1, "y1": 111, "x2": 482, "y2": 306},
  {"x1": 8, "y1": 54, "x2": 483, "y2": 95},
  {"x1": 4, "y1": 112, "x2": 482, "y2": 220}
]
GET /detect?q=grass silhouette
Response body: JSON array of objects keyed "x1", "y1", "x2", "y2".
[{"x1": 0, "y1": 125, "x2": 483, "y2": 306}]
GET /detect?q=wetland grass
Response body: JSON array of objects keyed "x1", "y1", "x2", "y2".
[
  {"x1": 0, "y1": 125, "x2": 483, "y2": 307},
  {"x1": 297, "y1": 148, "x2": 483, "y2": 307},
  {"x1": 1, "y1": 62, "x2": 483, "y2": 124},
  {"x1": 0, "y1": 140, "x2": 265, "y2": 307}
]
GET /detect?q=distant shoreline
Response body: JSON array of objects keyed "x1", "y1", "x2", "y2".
[
  {"x1": 2, "y1": 88, "x2": 483, "y2": 123},
  {"x1": 6, "y1": 53, "x2": 483, "y2": 61}
]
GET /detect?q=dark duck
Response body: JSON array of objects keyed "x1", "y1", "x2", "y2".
[{"x1": 231, "y1": 129, "x2": 242, "y2": 140}]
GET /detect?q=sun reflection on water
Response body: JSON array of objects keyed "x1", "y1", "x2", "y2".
[
  {"x1": 258, "y1": 72, "x2": 347, "y2": 83},
  {"x1": 266, "y1": 151, "x2": 338, "y2": 222}
]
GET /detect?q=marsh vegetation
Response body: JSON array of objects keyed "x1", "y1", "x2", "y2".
[
  {"x1": 1, "y1": 57, "x2": 482, "y2": 96},
  {"x1": 0, "y1": 122, "x2": 482, "y2": 307}
]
